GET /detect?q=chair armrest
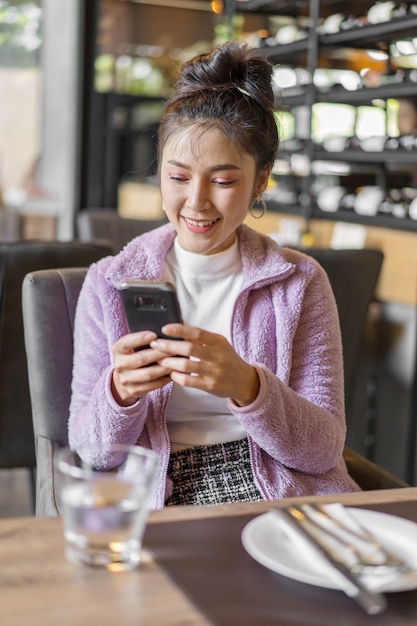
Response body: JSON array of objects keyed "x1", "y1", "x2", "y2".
[{"x1": 343, "y1": 447, "x2": 409, "y2": 490}]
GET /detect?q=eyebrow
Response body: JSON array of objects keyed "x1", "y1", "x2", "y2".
[{"x1": 167, "y1": 159, "x2": 241, "y2": 172}]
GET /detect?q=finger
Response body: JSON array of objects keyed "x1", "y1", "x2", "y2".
[
  {"x1": 115, "y1": 359, "x2": 173, "y2": 388},
  {"x1": 150, "y1": 337, "x2": 195, "y2": 359},
  {"x1": 157, "y1": 355, "x2": 201, "y2": 374},
  {"x1": 169, "y1": 370, "x2": 205, "y2": 387},
  {"x1": 134, "y1": 346, "x2": 176, "y2": 368},
  {"x1": 113, "y1": 342, "x2": 175, "y2": 372},
  {"x1": 161, "y1": 323, "x2": 210, "y2": 344},
  {"x1": 116, "y1": 373, "x2": 172, "y2": 403},
  {"x1": 116, "y1": 331, "x2": 158, "y2": 354}
]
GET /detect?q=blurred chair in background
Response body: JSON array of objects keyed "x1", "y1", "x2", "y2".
[
  {"x1": 76, "y1": 208, "x2": 167, "y2": 253},
  {"x1": 0, "y1": 211, "x2": 23, "y2": 241},
  {"x1": 23, "y1": 259, "x2": 406, "y2": 517},
  {"x1": 0, "y1": 240, "x2": 112, "y2": 512}
]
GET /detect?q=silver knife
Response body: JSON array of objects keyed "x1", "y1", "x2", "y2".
[{"x1": 272, "y1": 506, "x2": 387, "y2": 615}]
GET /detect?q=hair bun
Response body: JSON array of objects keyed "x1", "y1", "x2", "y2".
[
  {"x1": 159, "y1": 40, "x2": 279, "y2": 171},
  {"x1": 175, "y1": 41, "x2": 275, "y2": 112}
]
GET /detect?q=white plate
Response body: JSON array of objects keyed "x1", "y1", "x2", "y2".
[{"x1": 241, "y1": 508, "x2": 417, "y2": 593}]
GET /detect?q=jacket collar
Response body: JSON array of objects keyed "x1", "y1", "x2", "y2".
[
  {"x1": 237, "y1": 224, "x2": 296, "y2": 288},
  {"x1": 104, "y1": 222, "x2": 295, "y2": 289},
  {"x1": 104, "y1": 223, "x2": 176, "y2": 288}
]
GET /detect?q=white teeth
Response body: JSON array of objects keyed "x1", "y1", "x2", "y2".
[{"x1": 185, "y1": 218, "x2": 218, "y2": 227}]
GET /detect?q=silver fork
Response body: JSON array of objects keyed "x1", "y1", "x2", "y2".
[
  {"x1": 273, "y1": 506, "x2": 388, "y2": 614},
  {"x1": 299, "y1": 503, "x2": 407, "y2": 575}
]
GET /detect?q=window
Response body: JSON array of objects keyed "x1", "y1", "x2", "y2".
[{"x1": 0, "y1": 1, "x2": 42, "y2": 200}]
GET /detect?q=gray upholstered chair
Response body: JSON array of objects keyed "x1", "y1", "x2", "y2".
[
  {"x1": 0, "y1": 240, "x2": 112, "y2": 512},
  {"x1": 76, "y1": 208, "x2": 167, "y2": 253},
  {"x1": 300, "y1": 248, "x2": 384, "y2": 449},
  {"x1": 22, "y1": 257, "x2": 407, "y2": 516},
  {"x1": 23, "y1": 268, "x2": 89, "y2": 515}
]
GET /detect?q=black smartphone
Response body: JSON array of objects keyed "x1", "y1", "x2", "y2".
[{"x1": 118, "y1": 280, "x2": 183, "y2": 353}]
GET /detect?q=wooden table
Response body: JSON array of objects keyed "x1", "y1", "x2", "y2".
[{"x1": 2, "y1": 488, "x2": 417, "y2": 625}]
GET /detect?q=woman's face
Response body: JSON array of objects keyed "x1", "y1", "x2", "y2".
[{"x1": 160, "y1": 126, "x2": 270, "y2": 255}]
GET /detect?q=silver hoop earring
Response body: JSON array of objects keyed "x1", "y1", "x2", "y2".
[{"x1": 249, "y1": 195, "x2": 266, "y2": 219}]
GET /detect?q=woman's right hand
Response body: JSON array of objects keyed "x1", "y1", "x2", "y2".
[{"x1": 111, "y1": 331, "x2": 173, "y2": 406}]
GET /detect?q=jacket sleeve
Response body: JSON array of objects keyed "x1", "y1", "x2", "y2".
[
  {"x1": 228, "y1": 259, "x2": 346, "y2": 475},
  {"x1": 68, "y1": 262, "x2": 148, "y2": 453}
]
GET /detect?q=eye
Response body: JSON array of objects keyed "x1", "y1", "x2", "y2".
[
  {"x1": 213, "y1": 179, "x2": 235, "y2": 187},
  {"x1": 169, "y1": 175, "x2": 188, "y2": 183}
]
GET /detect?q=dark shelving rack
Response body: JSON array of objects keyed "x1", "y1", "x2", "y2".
[
  {"x1": 320, "y1": 15, "x2": 417, "y2": 49},
  {"x1": 235, "y1": 0, "x2": 417, "y2": 232}
]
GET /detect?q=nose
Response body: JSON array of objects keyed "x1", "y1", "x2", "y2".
[{"x1": 186, "y1": 179, "x2": 210, "y2": 212}]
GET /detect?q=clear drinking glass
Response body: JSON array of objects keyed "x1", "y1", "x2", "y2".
[{"x1": 55, "y1": 444, "x2": 159, "y2": 571}]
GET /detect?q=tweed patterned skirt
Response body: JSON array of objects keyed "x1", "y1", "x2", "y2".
[{"x1": 165, "y1": 438, "x2": 264, "y2": 506}]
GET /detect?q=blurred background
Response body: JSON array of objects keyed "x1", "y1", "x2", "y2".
[{"x1": 0, "y1": 0, "x2": 265, "y2": 239}]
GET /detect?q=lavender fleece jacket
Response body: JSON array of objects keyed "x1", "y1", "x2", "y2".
[{"x1": 68, "y1": 223, "x2": 360, "y2": 509}]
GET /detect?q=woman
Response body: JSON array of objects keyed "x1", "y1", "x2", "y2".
[{"x1": 69, "y1": 41, "x2": 360, "y2": 508}]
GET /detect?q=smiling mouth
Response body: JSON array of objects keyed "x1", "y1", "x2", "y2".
[{"x1": 183, "y1": 217, "x2": 220, "y2": 227}]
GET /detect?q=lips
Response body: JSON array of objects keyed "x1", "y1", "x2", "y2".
[
  {"x1": 182, "y1": 216, "x2": 221, "y2": 234},
  {"x1": 183, "y1": 217, "x2": 220, "y2": 227}
]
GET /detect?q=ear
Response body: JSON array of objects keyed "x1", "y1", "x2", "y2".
[{"x1": 255, "y1": 166, "x2": 271, "y2": 195}]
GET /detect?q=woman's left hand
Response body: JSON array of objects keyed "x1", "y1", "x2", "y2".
[{"x1": 150, "y1": 323, "x2": 259, "y2": 407}]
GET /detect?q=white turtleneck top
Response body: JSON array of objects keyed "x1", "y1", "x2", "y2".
[{"x1": 163, "y1": 237, "x2": 247, "y2": 452}]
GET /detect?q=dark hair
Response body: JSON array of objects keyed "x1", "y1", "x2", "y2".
[{"x1": 157, "y1": 41, "x2": 279, "y2": 173}]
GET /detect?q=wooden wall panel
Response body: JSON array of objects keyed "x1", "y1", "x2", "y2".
[{"x1": 245, "y1": 213, "x2": 417, "y2": 306}]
